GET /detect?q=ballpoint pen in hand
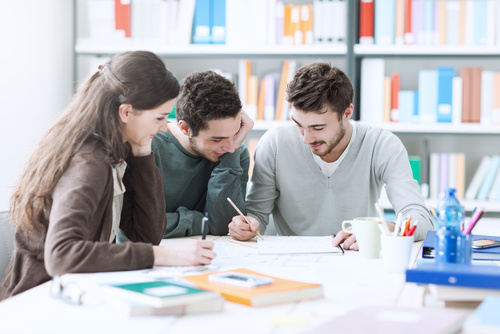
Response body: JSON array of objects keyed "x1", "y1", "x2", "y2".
[
  {"x1": 227, "y1": 197, "x2": 264, "y2": 240},
  {"x1": 201, "y1": 212, "x2": 208, "y2": 240},
  {"x1": 332, "y1": 234, "x2": 345, "y2": 254}
]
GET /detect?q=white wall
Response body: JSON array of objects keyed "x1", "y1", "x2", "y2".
[{"x1": 0, "y1": 1, "x2": 74, "y2": 211}]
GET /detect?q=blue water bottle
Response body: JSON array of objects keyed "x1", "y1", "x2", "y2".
[{"x1": 435, "y1": 188, "x2": 470, "y2": 263}]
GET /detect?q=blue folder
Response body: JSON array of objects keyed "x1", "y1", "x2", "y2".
[{"x1": 406, "y1": 263, "x2": 500, "y2": 289}]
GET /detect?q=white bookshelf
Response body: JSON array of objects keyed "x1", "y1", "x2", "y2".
[
  {"x1": 376, "y1": 123, "x2": 500, "y2": 135},
  {"x1": 76, "y1": 41, "x2": 347, "y2": 57},
  {"x1": 354, "y1": 44, "x2": 500, "y2": 56}
]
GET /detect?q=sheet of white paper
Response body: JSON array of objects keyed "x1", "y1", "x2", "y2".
[{"x1": 257, "y1": 236, "x2": 343, "y2": 254}]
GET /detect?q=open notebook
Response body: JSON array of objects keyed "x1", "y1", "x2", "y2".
[{"x1": 257, "y1": 236, "x2": 344, "y2": 254}]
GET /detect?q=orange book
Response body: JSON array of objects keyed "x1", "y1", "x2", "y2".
[
  {"x1": 182, "y1": 268, "x2": 323, "y2": 307},
  {"x1": 383, "y1": 76, "x2": 392, "y2": 123},
  {"x1": 275, "y1": 60, "x2": 290, "y2": 121},
  {"x1": 391, "y1": 73, "x2": 400, "y2": 122},
  {"x1": 461, "y1": 67, "x2": 471, "y2": 123},
  {"x1": 300, "y1": 4, "x2": 313, "y2": 45},
  {"x1": 359, "y1": 0, "x2": 374, "y2": 44},
  {"x1": 395, "y1": 0, "x2": 405, "y2": 45},
  {"x1": 256, "y1": 79, "x2": 266, "y2": 120},
  {"x1": 470, "y1": 67, "x2": 482, "y2": 123},
  {"x1": 283, "y1": 5, "x2": 293, "y2": 45},
  {"x1": 245, "y1": 61, "x2": 252, "y2": 107},
  {"x1": 115, "y1": 0, "x2": 131, "y2": 38}
]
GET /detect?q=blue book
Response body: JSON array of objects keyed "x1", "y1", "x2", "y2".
[
  {"x1": 406, "y1": 262, "x2": 500, "y2": 289},
  {"x1": 192, "y1": 0, "x2": 211, "y2": 44},
  {"x1": 436, "y1": 67, "x2": 454, "y2": 123},
  {"x1": 413, "y1": 91, "x2": 419, "y2": 123},
  {"x1": 476, "y1": 155, "x2": 500, "y2": 201},
  {"x1": 418, "y1": 70, "x2": 437, "y2": 123},
  {"x1": 399, "y1": 90, "x2": 415, "y2": 123},
  {"x1": 422, "y1": 230, "x2": 500, "y2": 261},
  {"x1": 211, "y1": 0, "x2": 225, "y2": 44},
  {"x1": 473, "y1": 0, "x2": 487, "y2": 45},
  {"x1": 375, "y1": 0, "x2": 395, "y2": 45},
  {"x1": 423, "y1": 0, "x2": 434, "y2": 45}
]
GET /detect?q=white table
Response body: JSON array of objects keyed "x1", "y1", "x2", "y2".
[{"x1": 0, "y1": 236, "x2": 425, "y2": 334}]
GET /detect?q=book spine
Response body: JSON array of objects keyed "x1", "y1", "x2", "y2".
[
  {"x1": 375, "y1": 0, "x2": 395, "y2": 45},
  {"x1": 360, "y1": 0, "x2": 375, "y2": 44},
  {"x1": 360, "y1": 58, "x2": 385, "y2": 123},
  {"x1": 436, "y1": 67, "x2": 454, "y2": 123},
  {"x1": 465, "y1": 156, "x2": 492, "y2": 200}
]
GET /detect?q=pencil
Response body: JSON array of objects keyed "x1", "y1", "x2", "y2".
[{"x1": 227, "y1": 197, "x2": 264, "y2": 240}]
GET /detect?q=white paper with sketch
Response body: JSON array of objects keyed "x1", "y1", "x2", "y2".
[{"x1": 257, "y1": 236, "x2": 343, "y2": 254}]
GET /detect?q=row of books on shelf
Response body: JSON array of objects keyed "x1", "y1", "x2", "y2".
[
  {"x1": 360, "y1": 0, "x2": 500, "y2": 47},
  {"x1": 411, "y1": 152, "x2": 500, "y2": 202},
  {"x1": 84, "y1": 0, "x2": 346, "y2": 47},
  {"x1": 238, "y1": 59, "x2": 296, "y2": 122},
  {"x1": 361, "y1": 58, "x2": 500, "y2": 125}
]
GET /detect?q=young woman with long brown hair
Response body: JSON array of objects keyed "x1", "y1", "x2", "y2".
[{"x1": 0, "y1": 51, "x2": 216, "y2": 300}]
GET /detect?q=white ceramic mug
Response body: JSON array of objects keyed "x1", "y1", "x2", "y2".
[{"x1": 341, "y1": 217, "x2": 381, "y2": 259}]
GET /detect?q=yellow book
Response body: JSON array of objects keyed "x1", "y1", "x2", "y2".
[
  {"x1": 182, "y1": 268, "x2": 323, "y2": 307},
  {"x1": 256, "y1": 79, "x2": 266, "y2": 120},
  {"x1": 275, "y1": 60, "x2": 290, "y2": 121},
  {"x1": 383, "y1": 76, "x2": 392, "y2": 123}
]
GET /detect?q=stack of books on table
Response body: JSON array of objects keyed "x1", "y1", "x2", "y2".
[
  {"x1": 406, "y1": 261, "x2": 500, "y2": 306},
  {"x1": 99, "y1": 280, "x2": 224, "y2": 316}
]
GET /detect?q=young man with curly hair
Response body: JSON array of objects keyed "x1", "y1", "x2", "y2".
[
  {"x1": 228, "y1": 62, "x2": 433, "y2": 250},
  {"x1": 150, "y1": 71, "x2": 253, "y2": 238}
]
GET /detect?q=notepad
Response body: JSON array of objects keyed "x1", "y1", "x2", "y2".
[{"x1": 257, "y1": 236, "x2": 342, "y2": 254}]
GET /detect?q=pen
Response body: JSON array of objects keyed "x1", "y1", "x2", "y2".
[
  {"x1": 201, "y1": 212, "x2": 208, "y2": 240},
  {"x1": 393, "y1": 213, "x2": 404, "y2": 237},
  {"x1": 463, "y1": 208, "x2": 485, "y2": 235},
  {"x1": 227, "y1": 197, "x2": 264, "y2": 240},
  {"x1": 332, "y1": 234, "x2": 345, "y2": 254},
  {"x1": 402, "y1": 216, "x2": 412, "y2": 236},
  {"x1": 375, "y1": 202, "x2": 390, "y2": 236}
]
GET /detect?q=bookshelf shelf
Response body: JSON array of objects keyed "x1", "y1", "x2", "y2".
[
  {"x1": 76, "y1": 41, "x2": 347, "y2": 57},
  {"x1": 376, "y1": 123, "x2": 500, "y2": 135},
  {"x1": 354, "y1": 45, "x2": 500, "y2": 56},
  {"x1": 380, "y1": 198, "x2": 500, "y2": 213}
]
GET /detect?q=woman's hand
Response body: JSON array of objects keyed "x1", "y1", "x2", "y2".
[{"x1": 152, "y1": 240, "x2": 216, "y2": 267}]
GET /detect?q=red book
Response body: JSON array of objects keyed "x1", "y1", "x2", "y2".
[
  {"x1": 115, "y1": 0, "x2": 131, "y2": 38},
  {"x1": 404, "y1": 0, "x2": 413, "y2": 44},
  {"x1": 391, "y1": 73, "x2": 401, "y2": 122},
  {"x1": 359, "y1": 0, "x2": 374, "y2": 44}
]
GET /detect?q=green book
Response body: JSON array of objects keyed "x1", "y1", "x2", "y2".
[
  {"x1": 102, "y1": 280, "x2": 221, "y2": 308},
  {"x1": 409, "y1": 156, "x2": 422, "y2": 185}
]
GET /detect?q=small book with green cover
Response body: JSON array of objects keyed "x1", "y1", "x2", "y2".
[{"x1": 101, "y1": 280, "x2": 221, "y2": 308}]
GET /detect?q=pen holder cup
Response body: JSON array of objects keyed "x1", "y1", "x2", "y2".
[
  {"x1": 435, "y1": 230, "x2": 472, "y2": 264},
  {"x1": 381, "y1": 235, "x2": 415, "y2": 274}
]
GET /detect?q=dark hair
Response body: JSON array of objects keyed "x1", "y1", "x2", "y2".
[
  {"x1": 176, "y1": 71, "x2": 242, "y2": 136},
  {"x1": 10, "y1": 50, "x2": 179, "y2": 231},
  {"x1": 286, "y1": 62, "x2": 354, "y2": 119}
]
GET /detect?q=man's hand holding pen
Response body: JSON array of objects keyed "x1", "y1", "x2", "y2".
[{"x1": 228, "y1": 215, "x2": 262, "y2": 241}]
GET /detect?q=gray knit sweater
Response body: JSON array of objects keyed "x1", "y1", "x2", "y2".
[{"x1": 247, "y1": 121, "x2": 434, "y2": 241}]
